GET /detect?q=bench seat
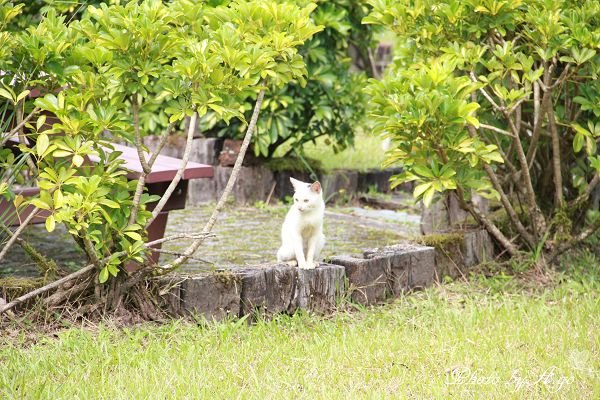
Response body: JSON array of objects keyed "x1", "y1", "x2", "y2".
[{"x1": 0, "y1": 140, "x2": 213, "y2": 264}]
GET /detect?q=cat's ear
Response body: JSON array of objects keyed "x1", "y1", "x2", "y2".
[
  {"x1": 290, "y1": 177, "x2": 303, "y2": 190},
  {"x1": 310, "y1": 181, "x2": 322, "y2": 193}
]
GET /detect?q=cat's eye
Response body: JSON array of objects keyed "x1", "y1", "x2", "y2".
[
  {"x1": 294, "y1": 198, "x2": 298, "y2": 202},
  {"x1": 304, "y1": 199, "x2": 308, "y2": 203}
]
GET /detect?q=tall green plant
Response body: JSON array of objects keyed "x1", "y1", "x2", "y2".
[
  {"x1": 364, "y1": 0, "x2": 600, "y2": 260},
  {"x1": 0, "y1": 0, "x2": 320, "y2": 299}
]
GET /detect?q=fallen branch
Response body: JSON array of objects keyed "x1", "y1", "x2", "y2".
[
  {"x1": 0, "y1": 264, "x2": 96, "y2": 315},
  {"x1": 0, "y1": 231, "x2": 214, "y2": 315}
]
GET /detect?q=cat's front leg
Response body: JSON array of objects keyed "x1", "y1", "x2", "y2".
[
  {"x1": 293, "y1": 237, "x2": 311, "y2": 269},
  {"x1": 304, "y1": 233, "x2": 322, "y2": 269}
]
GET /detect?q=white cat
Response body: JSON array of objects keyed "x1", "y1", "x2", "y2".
[{"x1": 276, "y1": 177, "x2": 325, "y2": 269}]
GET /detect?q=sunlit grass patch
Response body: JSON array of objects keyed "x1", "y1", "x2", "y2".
[
  {"x1": 1, "y1": 275, "x2": 597, "y2": 399},
  {"x1": 300, "y1": 132, "x2": 388, "y2": 171}
]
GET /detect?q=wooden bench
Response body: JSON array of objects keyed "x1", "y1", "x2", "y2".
[{"x1": 0, "y1": 141, "x2": 213, "y2": 264}]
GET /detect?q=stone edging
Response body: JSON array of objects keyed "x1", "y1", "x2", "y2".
[
  {"x1": 158, "y1": 229, "x2": 493, "y2": 320},
  {"x1": 164, "y1": 246, "x2": 446, "y2": 321}
]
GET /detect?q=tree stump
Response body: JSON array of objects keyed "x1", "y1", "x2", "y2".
[{"x1": 287, "y1": 263, "x2": 346, "y2": 314}]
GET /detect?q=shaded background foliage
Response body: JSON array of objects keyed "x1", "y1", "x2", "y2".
[{"x1": 198, "y1": 0, "x2": 379, "y2": 159}]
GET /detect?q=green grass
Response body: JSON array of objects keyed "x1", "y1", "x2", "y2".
[
  {"x1": 301, "y1": 132, "x2": 388, "y2": 171},
  {"x1": 1, "y1": 271, "x2": 598, "y2": 399}
]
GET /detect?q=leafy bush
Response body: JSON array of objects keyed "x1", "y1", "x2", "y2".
[
  {"x1": 364, "y1": 0, "x2": 600, "y2": 259},
  {"x1": 0, "y1": 0, "x2": 320, "y2": 290},
  {"x1": 200, "y1": 0, "x2": 379, "y2": 158}
]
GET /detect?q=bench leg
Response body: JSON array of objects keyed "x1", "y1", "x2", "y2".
[
  {"x1": 147, "y1": 211, "x2": 169, "y2": 264},
  {"x1": 124, "y1": 211, "x2": 169, "y2": 273}
]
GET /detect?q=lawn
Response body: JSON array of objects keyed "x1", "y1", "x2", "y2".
[
  {"x1": 1, "y1": 259, "x2": 598, "y2": 399},
  {"x1": 299, "y1": 132, "x2": 389, "y2": 171}
]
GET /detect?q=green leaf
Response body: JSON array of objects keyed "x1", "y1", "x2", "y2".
[
  {"x1": 99, "y1": 267, "x2": 109, "y2": 284},
  {"x1": 124, "y1": 231, "x2": 142, "y2": 241},
  {"x1": 45, "y1": 215, "x2": 56, "y2": 232},
  {"x1": 483, "y1": 151, "x2": 504, "y2": 164},
  {"x1": 16, "y1": 90, "x2": 30, "y2": 104},
  {"x1": 53, "y1": 190, "x2": 64, "y2": 208},
  {"x1": 36, "y1": 115, "x2": 47, "y2": 131},
  {"x1": 37, "y1": 133, "x2": 49, "y2": 158},
  {"x1": 53, "y1": 150, "x2": 72, "y2": 158},
  {"x1": 414, "y1": 182, "x2": 432, "y2": 198},
  {"x1": 107, "y1": 264, "x2": 119, "y2": 277},
  {"x1": 422, "y1": 187, "x2": 436, "y2": 207},
  {"x1": 413, "y1": 165, "x2": 435, "y2": 178},
  {"x1": 573, "y1": 132, "x2": 584, "y2": 153},
  {"x1": 99, "y1": 199, "x2": 120, "y2": 209},
  {"x1": 30, "y1": 198, "x2": 51, "y2": 210},
  {"x1": 0, "y1": 87, "x2": 14, "y2": 102},
  {"x1": 465, "y1": 116, "x2": 480, "y2": 128},
  {"x1": 72, "y1": 154, "x2": 84, "y2": 167}
]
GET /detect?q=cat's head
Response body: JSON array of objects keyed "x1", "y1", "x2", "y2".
[{"x1": 290, "y1": 177, "x2": 323, "y2": 212}]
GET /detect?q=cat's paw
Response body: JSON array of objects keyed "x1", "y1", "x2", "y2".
[
  {"x1": 298, "y1": 261, "x2": 316, "y2": 270},
  {"x1": 286, "y1": 260, "x2": 298, "y2": 267}
]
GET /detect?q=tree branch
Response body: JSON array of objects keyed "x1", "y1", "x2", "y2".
[
  {"x1": 147, "y1": 121, "x2": 176, "y2": 168},
  {"x1": 570, "y1": 173, "x2": 600, "y2": 209},
  {"x1": 145, "y1": 112, "x2": 197, "y2": 228},
  {"x1": 14, "y1": 104, "x2": 37, "y2": 174},
  {"x1": 0, "y1": 231, "x2": 215, "y2": 314},
  {"x1": 132, "y1": 96, "x2": 151, "y2": 174},
  {"x1": 128, "y1": 175, "x2": 146, "y2": 226},
  {"x1": 0, "y1": 207, "x2": 39, "y2": 263},
  {"x1": 470, "y1": 72, "x2": 503, "y2": 112},
  {"x1": 128, "y1": 122, "x2": 176, "y2": 226},
  {"x1": 504, "y1": 108, "x2": 546, "y2": 237},
  {"x1": 455, "y1": 186, "x2": 518, "y2": 256},
  {"x1": 151, "y1": 248, "x2": 213, "y2": 265},
  {"x1": 546, "y1": 104, "x2": 564, "y2": 207},
  {"x1": 157, "y1": 89, "x2": 266, "y2": 273},
  {"x1": 0, "y1": 264, "x2": 96, "y2": 315},
  {"x1": 367, "y1": 47, "x2": 381, "y2": 79},
  {"x1": 550, "y1": 216, "x2": 600, "y2": 262},
  {"x1": 467, "y1": 127, "x2": 535, "y2": 248},
  {"x1": 526, "y1": 81, "x2": 545, "y2": 166},
  {"x1": 0, "y1": 107, "x2": 41, "y2": 147},
  {"x1": 479, "y1": 123, "x2": 514, "y2": 137}
]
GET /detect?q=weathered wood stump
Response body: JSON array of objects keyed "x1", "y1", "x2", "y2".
[
  {"x1": 215, "y1": 166, "x2": 274, "y2": 204},
  {"x1": 320, "y1": 171, "x2": 358, "y2": 203},
  {"x1": 417, "y1": 229, "x2": 494, "y2": 280},
  {"x1": 331, "y1": 243, "x2": 435, "y2": 305},
  {"x1": 236, "y1": 263, "x2": 296, "y2": 317},
  {"x1": 287, "y1": 263, "x2": 346, "y2": 314},
  {"x1": 159, "y1": 263, "x2": 346, "y2": 319},
  {"x1": 328, "y1": 255, "x2": 390, "y2": 305},
  {"x1": 420, "y1": 192, "x2": 488, "y2": 235},
  {"x1": 161, "y1": 272, "x2": 241, "y2": 321}
]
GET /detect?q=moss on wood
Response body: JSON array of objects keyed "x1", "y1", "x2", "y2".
[
  {"x1": 0, "y1": 277, "x2": 45, "y2": 300},
  {"x1": 416, "y1": 232, "x2": 465, "y2": 249}
]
